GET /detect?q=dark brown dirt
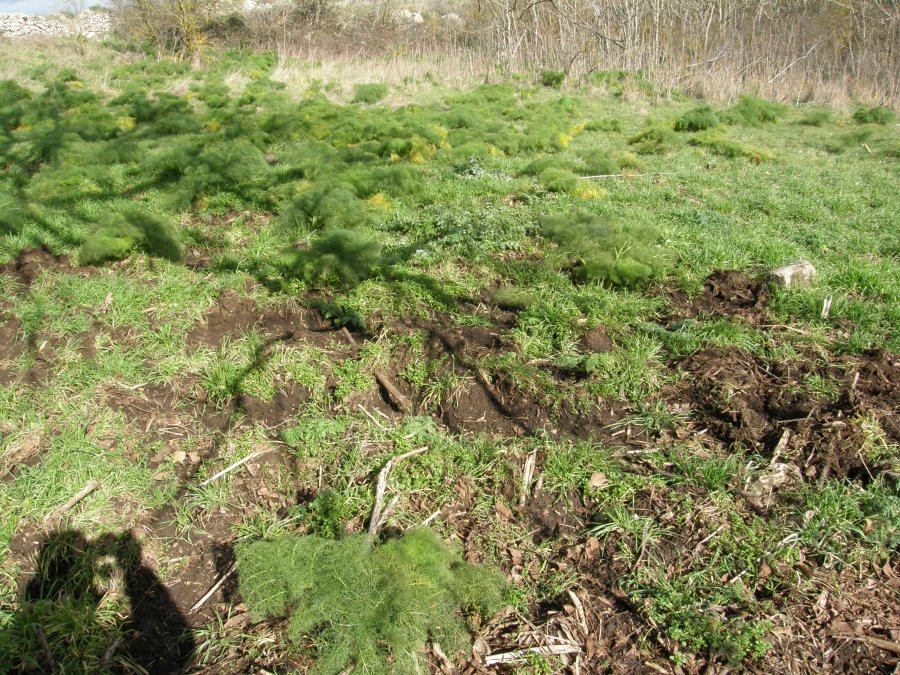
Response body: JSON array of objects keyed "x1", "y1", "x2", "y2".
[
  {"x1": 0, "y1": 302, "x2": 23, "y2": 386},
  {"x1": 678, "y1": 345, "x2": 899, "y2": 482},
  {"x1": 2, "y1": 264, "x2": 896, "y2": 674},
  {"x1": 188, "y1": 291, "x2": 259, "y2": 347},
  {"x1": 666, "y1": 269, "x2": 770, "y2": 323},
  {"x1": 581, "y1": 325, "x2": 614, "y2": 353},
  {"x1": 0, "y1": 246, "x2": 70, "y2": 286},
  {"x1": 239, "y1": 381, "x2": 312, "y2": 428}
]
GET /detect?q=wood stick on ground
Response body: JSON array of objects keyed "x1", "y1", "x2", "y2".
[
  {"x1": 485, "y1": 643, "x2": 582, "y2": 665},
  {"x1": 567, "y1": 589, "x2": 589, "y2": 635},
  {"x1": 44, "y1": 479, "x2": 101, "y2": 523},
  {"x1": 420, "y1": 510, "x2": 441, "y2": 527},
  {"x1": 828, "y1": 634, "x2": 900, "y2": 655},
  {"x1": 340, "y1": 326, "x2": 359, "y2": 350},
  {"x1": 368, "y1": 446, "x2": 428, "y2": 538},
  {"x1": 33, "y1": 624, "x2": 56, "y2": 672},
  {"x1": 189, "y1": 562, "x2": 237, "y2": 614},
  {"x1": 375, "y1": 371, "x2": 411, "y2": 413},
  {"x1": 200, "y1": 450, "x2": 267, "y2": 486},
  {"x1": 519, "y1": 450, "x2": 537, "y2": 507},
  {"x1": 100, "y1": 638, "x2": 123, "y2": 669}
]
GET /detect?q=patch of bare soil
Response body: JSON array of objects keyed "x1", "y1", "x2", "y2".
[
  {"x1": 0, "y1": 246, "x2": 70, "y2": 286},
  {"x1": 678, "y1": 346, "x2": 899, "y2": 482},
  {"x1": 666, "y1": 269, "x2": 770, "y2": 323},
  {"x1": 0, "y1": 302, "x2": 23, "y2": 386},
  {"x1": 239, "y1": 381, "x2": 312, "y2": 429},
  {"x1": 188, "y1": 291, "x2": 337, "y2": 350}
]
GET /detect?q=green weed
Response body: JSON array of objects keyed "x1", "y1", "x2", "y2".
[{"x1": 236, "y1": 528, "x2": 506, "y2": 675}]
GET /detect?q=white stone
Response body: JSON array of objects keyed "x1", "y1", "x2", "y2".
[{"x1": 768, "y1": 260, "x2": 817, "y2": 288}]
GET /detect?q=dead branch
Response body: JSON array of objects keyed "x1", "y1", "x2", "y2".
[
  {"x1": 200, "y1": 450, "x2": 268, "y2": 486},
  {"x1": 33, "y1": 624, "x2": 57, "y2": 672},
  {"x1": 485, "y1": 643, "x2": 582, "y2": 665},
  {"x1": 189, "y1": 562, "x2": 237, "y2": 614},
  {"x1": 375, "y1": 371, "x2": 411, "y2": 413},
  {"x1": 368, "y1": 446, "x2": 428, "y2": 538},
  {"x1": 578, "y1": 172, "x2": 668, "y2": 179},
  {"x1": 45, "y1": 479, "x2": 101, "y2": 523}
]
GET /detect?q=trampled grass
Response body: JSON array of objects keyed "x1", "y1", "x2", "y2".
[{"x1": 0, "y1": 43, "x2": 897, "y2": 674}]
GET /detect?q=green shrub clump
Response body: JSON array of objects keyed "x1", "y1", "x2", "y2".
[
  {"x1": 852, "y1": 105, "x2": 896, "y2": 125},
  {"x1": 540, "y1": 70, "x2": 566, "y2": 88},
  {"x1": 540, "y1": 209, "x2": 668, "y2": 286},
  {"x1": 674, "y1": 105, "x2": 720, "y2": 132},
  {"x1": 236, "y1": 527, "x2": 507, "y2": 675},
  {"x1": 352, "y1": 83, "x2": 389, "y2": 104},
  {"x1": 689, "y1": 133, "x2": 774, "y2": 162},
  {"x1": 798, "y1": 108, "x2": 832, "y2": 126},
  {"x1": 627, "y1": 125, "x2": 680, "y2": 154},
  {"x1": 721, "y1": 95, "x2": 784, "y2": 126},
  {"x1": 79, "y1": 209, "x2": 182, "y2": 265},
  {"x1": 539, "y1": 167, "x2": 579, "y2": 192},
  {"x1": 0, "y1": 191, "x2": 28, "y2": 234},
  {"x1": 282, "y1": 229, "x2": 382, "y2": 286}
]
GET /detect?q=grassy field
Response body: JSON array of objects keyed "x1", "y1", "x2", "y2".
[{"x1": 0, "y1": 41, "x2": 898, "y2": 674}]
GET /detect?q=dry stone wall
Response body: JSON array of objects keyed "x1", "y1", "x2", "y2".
[{"x1": 0, "y1": 11, "x2": 111, "y2": 39}]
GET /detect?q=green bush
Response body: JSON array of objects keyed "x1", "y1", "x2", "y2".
[
  {"x1": 282, "y1": 229, "x2": 382, "y2": 286},
  {"x1": 540, "y1": 70, "x2": 566, "y2": 88},
  {"x1": 522, "y1": 156, "x2": 573, "y2": 176},
  {"x1": 577, "y1": 151, "x2": 618, "y2": 175},
  {"x1": 0, "y1": 191, "x2": 28, "y2": 234},
  {"x1": 79, "y1": 209, "x2": 182, "y2": 265},
  {"x1": 721, "y1": 95, "x2": 784, "y2": 126},
  {"x1": 539, "y1": 167, "x2": 579, "y2": 192},
  {"x1": 583, "y1": 117, "x2": 622, "y2": 132},
  {"x1": 280, "y1": 183, "x2": 374, "y2": 232},
  {"x1": 540, "y1": 209, "x2": 668, "y2": 286},
  {"x1": 689, "y1": 133, "x2": 774, "y2": 162},
  {"x1": 352, "y1": 83, "x2": 389, "y2": 104},
  {"x1": 674, "y1": 105, "x2": 720, "y2": 132},
  {"x1": 236, "y1": 527, "x2": 507, "y2": 675},
  {"x1": 627, "y1": 125, "x2": 680, "y2": 154},
  {"x1": 852, "y1": 105, "x2": 896, "y2": 124}
]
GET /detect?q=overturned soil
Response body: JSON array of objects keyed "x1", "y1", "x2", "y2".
[
  {"x1": 1, "y1": 264, "x2": 897, "y2": 674},
  {"x1": 666, "y1": 269, "x2": 771, "y2": 323},
  {"x1": 678, "y1": 345, "x2": 898, "y2": 483}
]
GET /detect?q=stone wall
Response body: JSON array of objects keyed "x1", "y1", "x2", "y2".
[{"x1": 0, "y1": 11, "x2": 111, "y2": 39}]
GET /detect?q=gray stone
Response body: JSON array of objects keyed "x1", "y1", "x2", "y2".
[{"x1": 768, "y1": 260, "x2": 816, "y2": 288}]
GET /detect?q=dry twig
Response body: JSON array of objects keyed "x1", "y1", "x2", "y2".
[
  {"x1": 200, "y1": 450, "x2": 268, "y2": 486},
  {"x1": 485, "y1": 643, "x2": 582, "y2": 665},
  {"x1": 368, "y1": 446, "x2": 428, "y2": 538},
  {"x1": 44, "y1": 479, "x2": 101, "y2": 523},
  {"x1": 189, "y1": 562, "x2": 237, "y2": 613}
]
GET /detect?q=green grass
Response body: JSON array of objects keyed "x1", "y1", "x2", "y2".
[{"x1": 0, "y1": 43, "x2": 896, "y2": 674}]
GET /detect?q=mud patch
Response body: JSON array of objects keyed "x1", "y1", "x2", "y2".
[
  {"x1": 678, "y1": 346, "x2": 898, "y2": 482},
  {"x1": 240, "y1": 381, "x2": 312, "y2": 428},
  {"x1": 581, "y1": 325, "x2": 613, "y2": 353},
  {"x1": 0, "y1": 305, "x2": 24, "y2": 386},
  {"x1": 188, "y1": 292, "x2": 259, "y2": 347},
  {"x1": 667, "y1": 269, "x2": 770, "y2": 323},
  {"x1": 0, "y1": 246, "x2": 70, "y2": 286},
  {"x1": 441, "y1": 379, "x2": 527, "y2": 438}
]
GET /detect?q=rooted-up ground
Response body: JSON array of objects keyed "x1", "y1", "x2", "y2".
[{"x1": 0, "y1": 43, "x2": 897, "y2": 674}]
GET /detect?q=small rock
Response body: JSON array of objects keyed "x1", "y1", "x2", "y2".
[
  {"x1": 745, "y1": 462, "x2": 802, "y2": 508},
  {"x1": 588, "y1": 471, "x2": 608, "y2": 490},
  {"x1": 768, "y1": 261, "x2": 816, "y2": 288}
]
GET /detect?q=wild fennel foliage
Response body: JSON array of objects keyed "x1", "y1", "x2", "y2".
[
  {"x1": 0, "y1": 65, "x2": 583, "y2": 276},
  {"x1": 236, "y1": 527, "x2": 506, "y2": 675},
  {"x1": 541, "y1": 210, "x2": 669, "y2": 286}
]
